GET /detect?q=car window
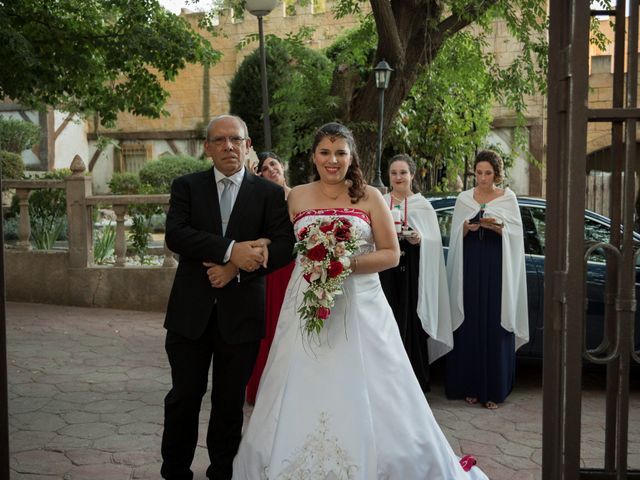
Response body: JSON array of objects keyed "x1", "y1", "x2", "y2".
[
  {"x1": 584, "y1": 217, "x2": 611, "y2": 263},
  {"x1": 520, "y1": 206, "x2": 545, "y2": 255},
  {"x1": 435, "y1": 208, "x2": 454, "y2": 247}
]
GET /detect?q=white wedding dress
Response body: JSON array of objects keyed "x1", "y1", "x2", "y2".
[{"x1": 232, "y1": 208, "x2": 489, "y2": 480}]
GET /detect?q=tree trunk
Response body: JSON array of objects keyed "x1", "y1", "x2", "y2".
[{"x1": 337, "y1": 0, "x2": 494, "y2": 181}]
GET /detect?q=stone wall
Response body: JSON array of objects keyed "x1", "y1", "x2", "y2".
[{"x1": 5, "y1": 250, "x2": 176, "y2": 312}]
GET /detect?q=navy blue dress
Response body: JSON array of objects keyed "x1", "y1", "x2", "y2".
[{"x1": 445, "y1": 211, "x2": 515, "y2": 404}]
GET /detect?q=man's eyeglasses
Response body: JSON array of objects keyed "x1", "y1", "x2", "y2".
[{"x1": 208, "y1": 136, "x2": 246, "y2": 147}]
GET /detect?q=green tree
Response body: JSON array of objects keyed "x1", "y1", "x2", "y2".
[
  {"x1": 0, "y1": 116, "x2": 40, "y2": 153},
  {"x1": 230, "y1": 30, "x2": 335, "y2": 185},
  {"x1": 220, "y1": 0, "x2": 548, "y2": 179},
  {"x1": 388, "y1": 32, "x2": 494, "y2": 191},
  {"x1": 0, "y1": 0, "x2": 220, "y2": 125},
  {"x1": 230, "y1": 32, "x2": 333, "y2": 152}
]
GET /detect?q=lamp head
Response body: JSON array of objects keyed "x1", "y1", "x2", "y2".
[
  {"x1": 246, "y1": 0, "x2": 278, "y2": 16},
  {"x1": 374, "y1": 59, "x2": 393, "y2": 90}
]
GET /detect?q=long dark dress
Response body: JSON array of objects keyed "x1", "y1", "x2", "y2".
[
  {"x1": 380, "y1": 238, "x2": 431, "y2": 393},
  {"x1": 445, "y1": 211, "x2": 515, "y2": 404}
]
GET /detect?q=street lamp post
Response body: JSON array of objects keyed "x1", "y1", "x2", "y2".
[
  {"x1": 371, "y1": 59, "x2": 393, "y2": 189},
  {"x1": 246, "y1": 0, "x2": 278, "y2": 151}
]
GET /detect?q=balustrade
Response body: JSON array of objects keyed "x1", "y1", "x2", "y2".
[{"x1": 1, "y1": 156, "x2": 174, "y2": 268}]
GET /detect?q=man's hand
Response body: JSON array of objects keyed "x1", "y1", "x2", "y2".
[
  {"x1": 250, "y1": 238, "x2": 272, "y2": 268},
  {"x1": 203, "y1": 262, "x2": 239, "y2": 288},
  {"x1": 230, "y1": 241, "x2": 266, "y2": 272}
]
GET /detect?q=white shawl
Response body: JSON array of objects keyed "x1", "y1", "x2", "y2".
[
  {"x1": 384, "y1": 193, "x2": 454, "y2": 362},
  {"x1": 446, "y1": 188, "x2": 529, "y2": 350}
]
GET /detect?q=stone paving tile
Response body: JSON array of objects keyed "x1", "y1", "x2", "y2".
[{"x1": 6, "y1": 301, "x2": 640, "y2": 479}]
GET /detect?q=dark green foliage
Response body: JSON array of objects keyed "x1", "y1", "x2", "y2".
[
  {"x1": 229, "y1": 37, "x2": 292, "y2": 152},
  {"x1": 231, "y1": 31, "x2": 336, "y2": 185},
  {"x1": 93, "y1": 223, "x2": 115, "y2": 264},
  {"x1": 0, "y1": 117, "x2": 40, "y2": 153},
  {"x1": 108, "y1": 173, "x2": 141, "y2": 195},
  {"x1": 389, "y1": 32, "x2": 494, "y2": 192},
  {"x1": 1, "y1": 151, "x2": 25, "y2": 179},
  {"x1": 28, "y1": 169, "x2": 71, "y2": 249},
  {"x1": 3, "y1": 216, "x2": 18, "y2": 242},
  {"x1": 0, "y1": 0, "x2": 221, "y2": 125},
  {"x1": 229, "y1": 34, "x2": 334, "y2": 159},
  {"x1": 139, "y1": 155, "x2": 210, "y2": 193}
]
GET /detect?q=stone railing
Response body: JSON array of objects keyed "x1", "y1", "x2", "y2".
[
  {"x1": 2, "y1": 155, "x2": 176, "y2": 268},
  {"x1": 2, "y1": 155, "x2": 177, "y2": 311}
]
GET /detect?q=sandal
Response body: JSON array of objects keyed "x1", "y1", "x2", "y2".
[
  {"x1": 465, "y1": 397, "x2": 478, "y2": 405},
  {"x1": 484, "y1": 401, "x2": 498, "y2": 410}
]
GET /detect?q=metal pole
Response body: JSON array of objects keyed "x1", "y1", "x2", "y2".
[
  {"x1": 257, "y1": 15, "x2": 272, "y2": 151},
  {"x1": 372, "y1": 88, "x2": 385, "y2": 188},
  {"x1": 0, "y1": 162, "x2": 10, "y2": 479}
]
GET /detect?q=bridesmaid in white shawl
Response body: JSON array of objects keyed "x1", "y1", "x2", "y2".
[
  {"x1": 379, "y1": 154, "x2": 453, "y2": 393},
  {"x1": 445, "y1": 150, "x2": 528, "y2": 409}
]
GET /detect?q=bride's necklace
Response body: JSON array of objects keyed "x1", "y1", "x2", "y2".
[{"x1": 319, "y1": 183, "x2": 347, "y2": 200}]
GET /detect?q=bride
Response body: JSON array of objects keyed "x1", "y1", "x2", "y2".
[{"x1": 232, "y1": 122, "x2": 488, "y2": 480}]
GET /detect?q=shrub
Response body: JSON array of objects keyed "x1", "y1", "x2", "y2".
[
  {"x1": 3, "y1": 216, "x2": 18, "y2": 241},
  {"x1": 29, "y1": 169, "x2": 72, "y2": 249},
  {"x1": 108, "y1": 172, "x2": 141, "y2": 194},
  {"x1": 94, "y1": 223, "x2": 115, "y2": 264},
  {"x1": 0, "y1": 117, "x2": 40, "y2": 153},
  {"x1": 1, "y1": 150, "x2": 25, "y2": 179},
  {"x1": 139, "y1": 155, "x2": 210, "y2": 193}
]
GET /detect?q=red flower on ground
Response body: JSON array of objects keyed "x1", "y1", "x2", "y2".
[
  {"x1": 306, "y1": 244, "x2": 328, "y2": 262},
  {"x1": 317, "y1": 307, "x2": 330, "y2": 320},
  {"x1": 327, "y1": 260, "x2": 344, "y2": 278}
]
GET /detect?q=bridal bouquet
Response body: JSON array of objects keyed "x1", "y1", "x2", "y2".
[{"x1": 294, "y1": 216, "x2": 363, "y2": 338}]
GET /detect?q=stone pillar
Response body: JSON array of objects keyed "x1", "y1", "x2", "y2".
[
  {"x1": 15, "y1": 189, "x2": 32, "y2": 251},
  {"x1": 113, "y1": 205, "x2": 127, "y2": 267},
  {"x1": 65, "y1": 156, "x2": 93, "y2": 268}
]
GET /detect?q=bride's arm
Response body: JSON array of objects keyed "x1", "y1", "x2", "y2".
[{"x1": 352, "y1": 186, "x2": 400, "y2": 274}]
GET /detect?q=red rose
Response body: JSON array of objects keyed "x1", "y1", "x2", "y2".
[
  {"x1": 306, "y1": 243, "x2": 328, "y2": 261},
  {"x1": 298, "y1": 227, "x2": 309, "y2": 239},
  {"x1": 317, "y1": 307, "x2": 330, "y2": 319},
  {"x1": 339, "y1": 218, "x2": 352, "y2": 228},
  {"x1": 319, "y1": 222, "x2": 334, "y2": 233},
  {"x1": 334, "y1": 226, "x2": 351, "y2": 242},
  {"x1": 327, "y1": 260, "x2": 344, "y2": 278}
]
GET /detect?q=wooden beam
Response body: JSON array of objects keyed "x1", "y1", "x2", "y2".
[
  {"x1": 88, "y1": 148, "x2": 103, "y2": 172},
  {"x1": 87, "y1": 130, "x2": 203, "y2": 141},
  {"x1": 167, "y1": 139, "x2": 180, "y2": 155},
  {"x1": 54, "y1": 113, "x2": 75, "y2": 140}
]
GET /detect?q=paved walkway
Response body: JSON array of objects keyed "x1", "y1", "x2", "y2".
[{"x1": 5, "y1": 301, "x2": 640, "y2": 479}]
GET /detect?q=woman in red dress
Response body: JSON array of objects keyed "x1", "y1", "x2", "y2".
[{"x1": 246, "y1": 152, "x2": 295, "y2": 405}]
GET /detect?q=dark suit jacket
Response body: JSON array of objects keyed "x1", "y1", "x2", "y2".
[{"x1": 164, "y1": 168, "x2": 295, "y2": 344}]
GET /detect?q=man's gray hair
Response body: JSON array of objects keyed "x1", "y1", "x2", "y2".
[{"x1": 206, "y1": 115, "x2": 249, "y2": 139}]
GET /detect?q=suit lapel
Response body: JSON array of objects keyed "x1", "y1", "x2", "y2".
[{"x1": 226, "y1": 171, "x2": 255, "y2": 238}]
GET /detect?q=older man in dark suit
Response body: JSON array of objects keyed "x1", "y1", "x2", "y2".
[{"x1": 160, "y1": 115, "x2": 295, "y2": 480}]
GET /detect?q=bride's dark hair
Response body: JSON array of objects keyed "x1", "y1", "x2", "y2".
[{"x1": 311, "y1": 122, "x2": 367, "y2": 203}]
